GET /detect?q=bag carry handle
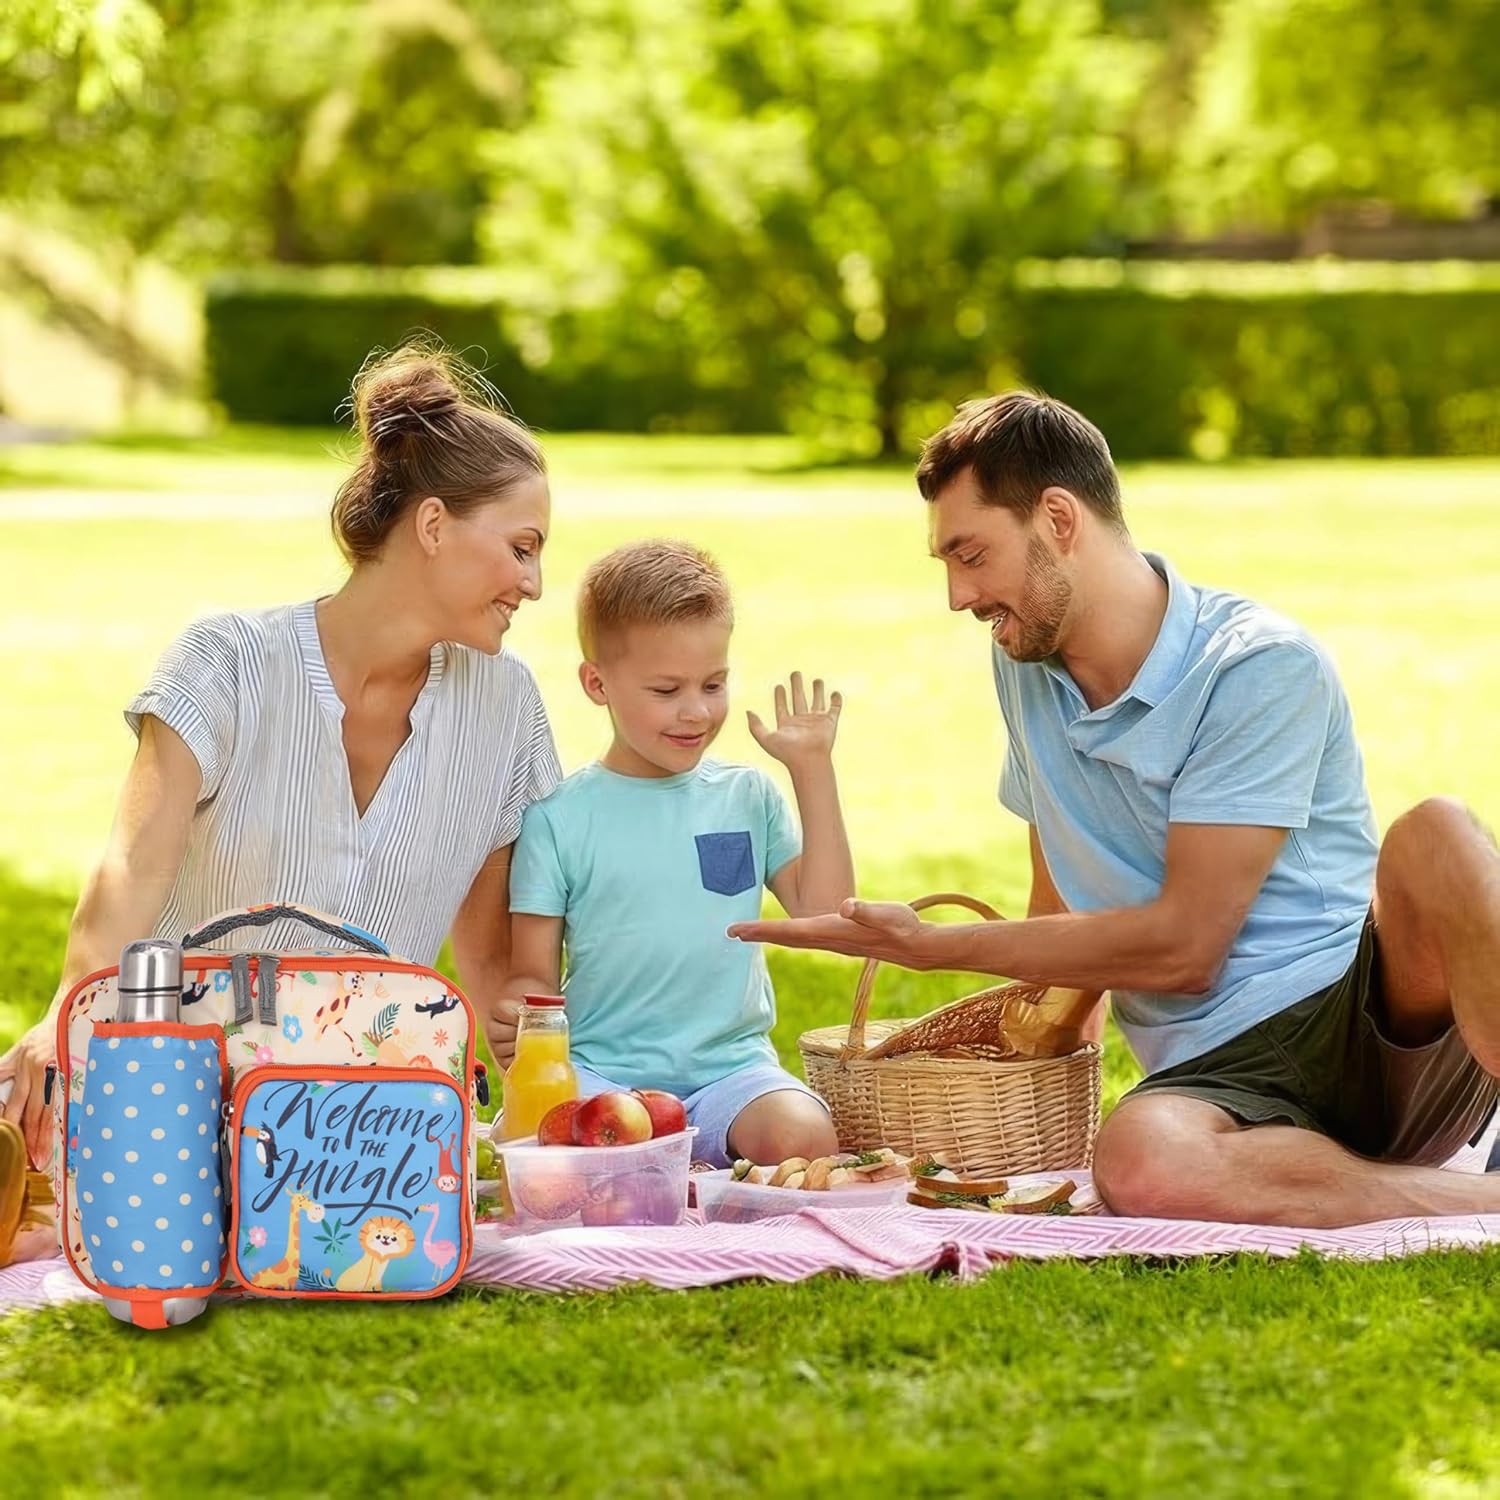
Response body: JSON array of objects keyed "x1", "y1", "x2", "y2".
[
  {"x1": 181, "y1": 903, "x2": 390, "y2": 957},
  {"x1": 843, "y1": 892, "x2": 1002, "y2": 1057}
]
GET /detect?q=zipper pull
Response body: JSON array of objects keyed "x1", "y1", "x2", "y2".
[
  {"x1": 254, "y1": 953, "x2": 280, "y2": 1027},
  {"x1": 474, "y1": 1062, "x2": 490, "y2": 1108},
  {"x1": 230, "y1": 953, "x2": 254, "y2": 1026}
]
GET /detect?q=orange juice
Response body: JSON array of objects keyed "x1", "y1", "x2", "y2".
[{"x1": 499, "y1": 997, "x2": 578, "y2": 1140}]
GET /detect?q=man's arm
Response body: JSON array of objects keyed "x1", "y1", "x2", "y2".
[
  {"x1": 1023, "y1": 825, "x2": 1106, "y2": 1044},
  {"x1": 730, "y1": 822, "x2": 1288, "y2": 996}
]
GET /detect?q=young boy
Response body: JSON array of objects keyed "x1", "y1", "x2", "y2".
[{"x1": 496, "y1": 539, "x2": 851, "y2": 1166}]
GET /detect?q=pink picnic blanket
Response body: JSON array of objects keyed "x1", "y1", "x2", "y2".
[{"x1": 5, "y1": 1157, "x2": 1497, "y2": 1314}]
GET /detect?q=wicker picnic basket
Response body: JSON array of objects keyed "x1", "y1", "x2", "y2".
[{"x1": 797, "y1": 894, "x2": 1102, "y2": 1177}]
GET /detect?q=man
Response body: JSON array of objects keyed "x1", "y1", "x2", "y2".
[{"x1": 730, "y1": 392, "x2": 1500, "y2": 1227}]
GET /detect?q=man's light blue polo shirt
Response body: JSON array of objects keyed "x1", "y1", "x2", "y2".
[{"x1": 994, "y1": 553, "x2": 1378, "y2": 1075}]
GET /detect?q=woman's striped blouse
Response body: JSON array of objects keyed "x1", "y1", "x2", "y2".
[{"x1": 125, "y1": 599, "x2": 560, "y2": 965}]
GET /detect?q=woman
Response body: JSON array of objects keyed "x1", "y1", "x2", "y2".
[{"x1": 0, "y1": 343, "x2": 560, "y2": 1256}]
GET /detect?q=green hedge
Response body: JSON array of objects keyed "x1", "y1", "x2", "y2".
[
  {"x1": 203, "y1": 266, "x2": 781, "y2": 433},
  {"x1": 205, "y1": 261, "x2": 1500, "y2": 457},
  {"x1": 1014, "y1": 260, "x2": 1500, "y2": 460},
  {"x1": 204, "y1": 269, "x2": 518, "y2": 427}
]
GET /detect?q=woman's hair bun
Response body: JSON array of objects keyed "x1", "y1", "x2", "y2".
[
  {"x1": 330, "y1": 336, "x2": 546, "y2": 567},
  {"x1": 352, "y1": 348, "x2": 465, "y2": 457}
]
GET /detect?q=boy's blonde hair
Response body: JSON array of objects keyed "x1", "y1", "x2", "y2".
[{"x1": 577, "y1": 540, "x2": 734, "y2": 659}]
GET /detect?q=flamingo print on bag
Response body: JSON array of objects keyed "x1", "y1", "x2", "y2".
[{"x1": 416, "y1": 1203, "x2": 458, "y2": 1286}]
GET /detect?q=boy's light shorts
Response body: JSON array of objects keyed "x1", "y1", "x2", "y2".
[{"x1": 572, "y1": 1059, "x2": 828, "y2": 1168}]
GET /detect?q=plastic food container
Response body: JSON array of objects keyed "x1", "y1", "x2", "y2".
[
  {"x1": 694, "y1": 1168, "x2": 909, "y2": 1225},
  {"x1": 491, "y1": 1129, "x2": 696, "y2": 1233}
]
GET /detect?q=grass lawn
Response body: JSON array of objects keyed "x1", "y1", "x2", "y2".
[{"x1": 2, "y1": 434, "x2": 1498, "y2": 1497}]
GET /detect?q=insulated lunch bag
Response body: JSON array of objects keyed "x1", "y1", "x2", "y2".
[{"x1": 52, "y1": 903, "x2": 484, "y2": 1324}]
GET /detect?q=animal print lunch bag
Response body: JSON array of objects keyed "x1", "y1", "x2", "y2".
[{"x1": 54, "y1": 903, "x2": 482, "y2": 1319}]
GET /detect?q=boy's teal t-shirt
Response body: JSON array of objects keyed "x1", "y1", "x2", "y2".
[{"x1": 508, "y1": 759, "x2": 801, "y2": 1095}]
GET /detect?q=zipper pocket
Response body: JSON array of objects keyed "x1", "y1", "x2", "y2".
[{"x1": 226, "y1": 1064, "x2": 471, "y2": 1299}]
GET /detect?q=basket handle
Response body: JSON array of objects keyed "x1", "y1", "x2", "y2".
[{"x1": 842, "y1": 892, "x2": 1003, "y2": 1060}]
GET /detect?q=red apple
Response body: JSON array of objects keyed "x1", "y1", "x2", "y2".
[
  {"x1": 571, "y1": 1090, "x2": 653, "y2": 1147},
  {"x1": 538, "y1": 1098, "x2": 585, "y2": 1147},
  {"x1": 631, "y1": 1089, "x2": 687, "y2": 1139},
  {"x1": 580, "y1": 1168, "x2": 684, "y2": 1227},
  {"x1": 512, "y1": 1165, "x2": 586, "y2": 1221}
]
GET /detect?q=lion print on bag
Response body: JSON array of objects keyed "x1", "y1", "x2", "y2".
[{"x1": 334, "y1": 1215, "x2": 416, "y2": 1292}]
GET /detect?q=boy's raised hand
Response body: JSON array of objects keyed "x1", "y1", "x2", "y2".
[{"x1": 747, "y1": 671, "x2": 842, "y2": 768}]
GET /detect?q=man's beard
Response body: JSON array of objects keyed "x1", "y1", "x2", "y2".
[{"x1": 1001, "y1": 537, "x2": 1071, "y2": 662}]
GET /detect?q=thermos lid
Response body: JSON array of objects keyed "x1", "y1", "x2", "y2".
[{"x1": 118, "y1": 938, "x2": 183, "y2": 994}]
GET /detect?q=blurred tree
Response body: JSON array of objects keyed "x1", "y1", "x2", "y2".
[
  {"x1": 290, "y1": 0, "x2": 568, "y2": 263},
  {"x1": 483, "y1": 0, "x2": 1158, "y2": 455},
  {"x1": 1, "y1": 3, "x2": 361, "y2": 412},
  {"x1": 0, "y1": 0, "x2": 164, "y2": 114},
  {"x1": 2, "y1": 0, "x2": 562, "y2": 268},
  {"x1": 0, "y1": 0, "x2": 561, "y2": 412},
  {"x1": 1175, "y1": 0, "x2": 1500, "y2": 232}
]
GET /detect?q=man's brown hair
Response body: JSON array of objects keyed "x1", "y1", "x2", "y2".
[
  {"x1": 916, "y1": 391, "x2": 1125, "y2": 530},
  {"x1": 577, "y1": 540, "x2": 734, "y2": 659}
]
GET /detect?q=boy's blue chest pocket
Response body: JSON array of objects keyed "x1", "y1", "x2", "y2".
[{"x1": 694, "y1": 830, "x2": 757, "y2": 897}]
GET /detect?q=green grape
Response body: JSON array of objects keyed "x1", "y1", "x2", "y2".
[{"x1": 475, "y1": 1136, "x2": 498, "y2": 1179}]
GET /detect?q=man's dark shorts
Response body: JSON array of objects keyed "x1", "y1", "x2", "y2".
[{"x1": 1126, "y1": 910, "x2": 1498, "y2": 1165}]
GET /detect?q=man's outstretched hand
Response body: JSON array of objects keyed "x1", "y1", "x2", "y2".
[{"x1": 728, "y1": 898, "x2": 948, "y2": 971}]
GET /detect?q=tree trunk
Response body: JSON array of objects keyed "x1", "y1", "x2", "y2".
[
  {"x1": 117, "y1": 252, "x2": 141, "y2": 422},
  {"x1": 876, "y1": 358, "x2": 903, "y2": 458}
]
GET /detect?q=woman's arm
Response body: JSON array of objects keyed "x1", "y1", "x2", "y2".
[
  {"x1": 0, "y1": 715, "x2": 200, "y2": 1164},
  {"x1": 449, "y1": 844, "x2": 514, "y2": 1013}
]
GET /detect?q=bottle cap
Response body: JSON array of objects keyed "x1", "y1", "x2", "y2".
[
  {"x1": 521, "y1": 994, "x2": 566, "y2": 1008},
  {"x1": 118, "y1": 938, "x2": 183, "y2": 994}
]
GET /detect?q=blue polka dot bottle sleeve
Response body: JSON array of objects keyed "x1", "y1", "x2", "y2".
[{"x1": 74, "y1": 1023, "x2": 229, "y2": 1329}]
